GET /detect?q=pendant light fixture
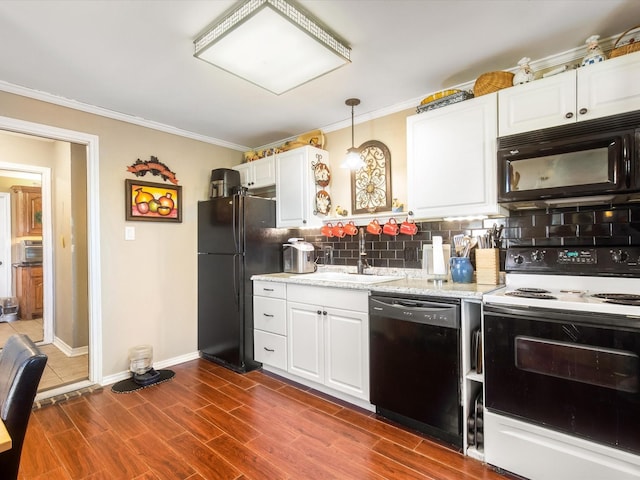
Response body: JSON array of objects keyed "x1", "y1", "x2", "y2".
[{"x1": 340, "y1": 98, "x2": 365, "y2": 170}]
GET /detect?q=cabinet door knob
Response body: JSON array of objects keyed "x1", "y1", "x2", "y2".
[
  {"x1": 317, "y1": 310, "x2": 322, "y2": 315},
  {"x1": 322, "y1": 311, "x2": 327, "y2": 316},
  {"x1": 565, "y1": 112, "x2": 574, "y2": 119},
  {"x1": 579, "y1": 107, "x2": 588, "y2": 115}
]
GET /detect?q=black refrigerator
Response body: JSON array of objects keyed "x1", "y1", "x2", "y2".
[{"x1": 197, "y1": 194, "x2": 283, "y2": 372}]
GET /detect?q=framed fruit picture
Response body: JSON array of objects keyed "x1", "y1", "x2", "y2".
[{"x1": 125, "y1": 179, "x2": 182, "y2": 223}]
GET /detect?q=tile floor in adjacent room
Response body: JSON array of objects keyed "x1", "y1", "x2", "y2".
[{"x1": 0, "y1": 318, "x2": 89, "y2": 392}]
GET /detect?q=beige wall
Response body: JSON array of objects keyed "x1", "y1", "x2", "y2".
[
  {"x1": 70, "y1": 144, "x2": 88, "y2": 349},
  {"x1": 0, "y1": 91, "x2": 242, "y2": 377},
  {"x1": 0, "y1": 89, "x2": 414, "y2": 378},
  {"x1": 323, "y1": 108, "x2": 412, "y2": 217}
]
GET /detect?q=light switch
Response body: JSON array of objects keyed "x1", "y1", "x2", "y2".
[{"x1": 125, "y1": 226, "x2": 135, "y2": 241}]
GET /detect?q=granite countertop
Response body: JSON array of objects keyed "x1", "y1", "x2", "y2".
[{"x1": 252, "y1": 267, "x2": 504, "y2": 300}]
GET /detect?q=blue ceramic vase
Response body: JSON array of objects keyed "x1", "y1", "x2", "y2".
[{"x1": 450, "y1": 257, "x2": 474, "y2": 283}]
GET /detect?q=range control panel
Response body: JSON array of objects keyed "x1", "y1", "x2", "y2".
[{"x1": 505, "y1": 246, "x2": 640, "y2": 277}]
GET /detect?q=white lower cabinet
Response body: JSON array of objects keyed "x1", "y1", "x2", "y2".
[
  {"x1": 253, "y1": 281, "x2": 287, "y2": 370},
  {"x1": 286, "y1": 284, "x2": 370, "y2": 401}
]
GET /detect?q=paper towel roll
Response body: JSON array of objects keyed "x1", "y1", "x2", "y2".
[{"x1": 432, "y1": 236, "x2": 446, "y2": 275}]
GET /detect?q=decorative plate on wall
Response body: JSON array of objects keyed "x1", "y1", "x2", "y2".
[
  {"x1": 314, "y1": 162, "x2": 331, "y2": 187},
  {"x1": 315, "y1": 190, "x2": 331, "y2": 215}
]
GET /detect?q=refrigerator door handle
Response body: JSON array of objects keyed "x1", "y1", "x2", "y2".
[
  {"x1": 233, "y1": 194, "x2": 244, "y2": 254},
  {"x1": 232, "y1": 195, "x2": 239, "y2": 253},
  {"x1": 233, "y1": 254, "x2": 241, "y2": 309}
]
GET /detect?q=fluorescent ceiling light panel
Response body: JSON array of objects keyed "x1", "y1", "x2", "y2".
[{"x1": 194, "y1": 0, "x2": 351, "y2": 94}]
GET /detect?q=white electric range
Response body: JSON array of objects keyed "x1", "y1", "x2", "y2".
[{"x1": 482, "y1": 246, "x2": 640, "y2": 480}]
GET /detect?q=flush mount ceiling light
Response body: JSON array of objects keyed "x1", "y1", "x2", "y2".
[
  {"x1": 194, "y1": 0, "x2": 351, "y2": 95},
  {"x1": 341, "y1": 98, "x2": 365, "y2": 170}
]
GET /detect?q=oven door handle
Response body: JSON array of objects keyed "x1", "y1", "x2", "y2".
[
  {"x1": 484, "y1": 303, "x2": 640, "y2": 328},
  {"x1": 484, "y1": 303, "x2": 590, "y2": 322}
]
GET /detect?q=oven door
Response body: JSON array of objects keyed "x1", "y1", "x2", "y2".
[{"x1": 484, "y1": 304, "x2": 640, "y2": 455}]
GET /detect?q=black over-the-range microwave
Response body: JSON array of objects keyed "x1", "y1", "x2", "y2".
[{"x1": 497, "y1": 110, "x2": 640, "y2": 207}]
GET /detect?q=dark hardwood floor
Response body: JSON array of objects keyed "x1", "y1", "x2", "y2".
[{"x1": 18, "y1": 358, "x2": 511, "y2": 480}]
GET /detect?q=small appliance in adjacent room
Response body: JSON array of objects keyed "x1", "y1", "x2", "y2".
[
  {"x1": 282, "y1": 238, "x2": 316, "y2": 273},
  {"x1": 197, "y1": 192, "x2": 283, "y2": 372},
  {"x1": 483, "y1": 246, "x2": 640, "y2": 480},
  {"x1": 14, "y1": 239, "x2": 43, "y2": 264}
]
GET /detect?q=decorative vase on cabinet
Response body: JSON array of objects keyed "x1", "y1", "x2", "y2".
[{"x1": 582, "y1": 35, "x2": 607, "y2": 66}]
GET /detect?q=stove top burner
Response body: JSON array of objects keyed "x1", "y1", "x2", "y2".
[
  {"x1": 517, "y1": 287, "x2": 551, "y2": 294},
  {"x1": 505, "y1": 290, "x2": 557, "y2": 300},
  {"x1": 603, "y1": 299, "x2": 640, "y2": 306},
  {"x1": 592, "y1": 293, "x2": 640, "y2": 307},
  {"x1": 592, "y1": 293, "x2": 640, "y2": 301}
]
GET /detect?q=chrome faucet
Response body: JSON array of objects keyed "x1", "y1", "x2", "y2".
[{"x1": 357, "y1": 227, "x2": 369, "y2": 274}]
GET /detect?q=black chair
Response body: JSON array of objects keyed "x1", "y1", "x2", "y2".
[{"x1": 0, "y1": 334, "x2": 47, "y2": 479}]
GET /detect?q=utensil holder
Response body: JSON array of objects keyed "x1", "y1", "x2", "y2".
[{"x1": 475, "y1": 248, "x2": 500, "y2": 285}]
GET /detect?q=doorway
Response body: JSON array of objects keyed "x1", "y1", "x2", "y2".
[{"x1": 0, "y1": 115, "x2": 102, "y2": 400}]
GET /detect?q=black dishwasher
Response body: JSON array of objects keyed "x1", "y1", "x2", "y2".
[{"x1": 369, "y1": 293, "x2": 462, "y2": 449}]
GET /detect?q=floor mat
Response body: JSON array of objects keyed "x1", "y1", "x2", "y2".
[{"x1": 111, "y1": 369, "x2": 175, "y2": 393}]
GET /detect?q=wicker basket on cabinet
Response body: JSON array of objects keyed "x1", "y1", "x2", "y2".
[
  {"x1": 473, "y1": 71, "x2": 514, "y2": 96},
  {"x1": 609, "y1": 25, "x2": 640, "y2": 58}
]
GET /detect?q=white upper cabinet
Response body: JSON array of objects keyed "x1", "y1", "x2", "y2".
[
  {"x1": 407, "y1": 93, "x2": 503, "y2": 219},
  {"x1": 499, "y1": 51, "x2": 640, "y2": 136},
  {"x1": 233, "y1": 155, "x2": 276, "y2": 189},
  {"x1": 275, "y1": 146, "x2": 329, "y2": 228}
]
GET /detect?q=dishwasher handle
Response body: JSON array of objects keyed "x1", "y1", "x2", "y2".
[{"x1": 370, "y1": 296, "x2": 460, "y2": 329}]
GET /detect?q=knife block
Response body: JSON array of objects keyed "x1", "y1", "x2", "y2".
[{"x1": 475, "y1": 248, "x2": 500, "y2": 285}]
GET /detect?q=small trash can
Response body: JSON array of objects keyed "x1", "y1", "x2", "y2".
[{"x1": 0, "y1": 297, "x2": 19, "y2": 322}]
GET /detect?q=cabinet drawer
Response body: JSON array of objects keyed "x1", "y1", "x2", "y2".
[
  {"x1": 254, "y1": 330, "x2": 287, "y2": 370},
  {"x1": 287, "y1": 284, "x2": 368, "y2": 312},
  {"x1": 253, "y1": 296, "x2": 286, "y2": 335},
  {"x1": 253, "y1": 281, "x2": 286, "y2": 299}
]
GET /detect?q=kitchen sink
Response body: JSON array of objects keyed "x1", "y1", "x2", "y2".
[{"x1": 302, "y1": 271, "x2": 399, "y2": 284}]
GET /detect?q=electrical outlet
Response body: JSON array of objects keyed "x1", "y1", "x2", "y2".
[
  {"x1": 125, "y1": 226, "x2": 135, "y2": 241},
  {"x1": 323, "y1": 245, "x2": 334, "y2": 264}
]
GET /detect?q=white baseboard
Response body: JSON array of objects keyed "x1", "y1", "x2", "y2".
[
  {"x1": 53, "y1": 337, "x2": 89, "y2": 357},
  {"x1": 100, "y1": 350, "x2": 200, "y2": 387}
]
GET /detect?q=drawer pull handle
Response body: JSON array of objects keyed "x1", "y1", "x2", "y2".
[
  {"x1": 263, "y1": 313, "x2": 274, "y2": 317},
  {"x1": 263, "y1": 288, "x2": 274, "y2": 292},
  {"x1": 263, "y1": 347, "x2": 275, "y2": 352}
]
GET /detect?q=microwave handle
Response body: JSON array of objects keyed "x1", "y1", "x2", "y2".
[{"x1": 624, "y1": 134, "x2": 631, "y2": 188}]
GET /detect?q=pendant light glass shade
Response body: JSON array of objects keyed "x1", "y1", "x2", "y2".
[{"x1": 341, "y1": 98, "x2": 365, "y2": 169}]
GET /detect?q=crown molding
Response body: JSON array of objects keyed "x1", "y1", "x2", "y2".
[
  {"x1": 321, "y1": 32, "x2": 622, "y2": 135},
  {"x1": 0, "y1": 31, "x2": 623, "y2": 151},
  {"x1": 0, "y1": 80, "x2": 249, "y2": 152}
]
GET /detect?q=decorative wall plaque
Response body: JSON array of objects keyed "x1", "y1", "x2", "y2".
[{"x1": 351, "y1": 140, "x2": 392, "y2": 214}]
